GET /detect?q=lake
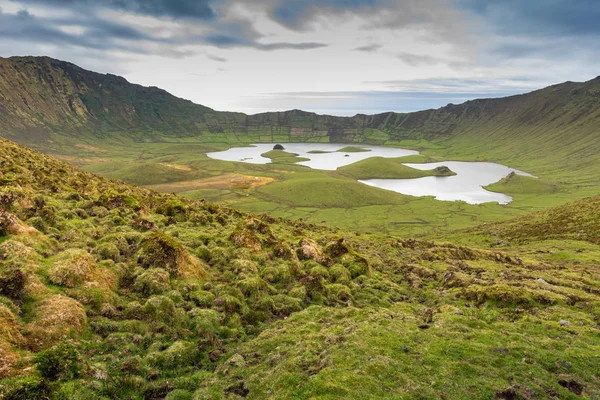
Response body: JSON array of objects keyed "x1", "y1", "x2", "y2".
[
  {"x1": 207, "y1": 143, "x2": 418, "y2": 170},
  {"x1": 206, "y1": 144, "x2": 533, "y2": 204}
]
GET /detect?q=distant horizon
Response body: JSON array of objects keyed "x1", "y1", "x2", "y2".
[{"x1": 1, "y1": 0, "x2": 598, "y2": 115}]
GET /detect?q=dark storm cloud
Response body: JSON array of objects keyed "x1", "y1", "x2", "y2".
[{"x1": 12, "y1": 0, "x2": 217, "y2": 20}]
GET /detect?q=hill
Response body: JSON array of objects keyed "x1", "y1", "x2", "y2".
[
  {"x1": 2, "y1": 56, "x2": 600, "y2": 179},
  {"x1": 0, "y1": 138, "x2": 599, "y2": 398}
]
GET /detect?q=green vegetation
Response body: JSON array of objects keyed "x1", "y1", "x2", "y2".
[
  {"x1": 257, "y1": 175, "x2": 407, "y2": 208},
  {"x1": 485, "y1": 172, "x2": 560, "y2": 195},
  {"x1": 1, "y1": 57, "x2": 600, "y2": 398},
  {"x1": 2, "y1": 56, "x2": 600, "y2": 239},
  {"x1": 307, "y1": 150, "x2": 333, "y2": 154},
  {"x1": 260, "y1": 150, "x2": 310, "y2": 164},
  {"x1": 1, "y1": 134, "x2": 599, "y2": 399},
  {"x1": 336, "y1": 146, "x2": 371, "y2": 153},
  {"x1": 337, "y1": 157, "x2": 456, "y2": 180}
]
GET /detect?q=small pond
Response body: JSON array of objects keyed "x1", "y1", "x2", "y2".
[{"x1": 206, "y1": 144, "x2": 533, "y2": 204}]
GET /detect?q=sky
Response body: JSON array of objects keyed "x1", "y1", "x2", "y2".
[{"x1": 1, "y1": 0, "x2": 599, "y2": 116}]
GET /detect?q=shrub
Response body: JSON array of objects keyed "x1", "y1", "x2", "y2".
[
  {"x1": 133, "y1": 268, "x2": 171, "y2": 296},
  {"x1": 270, "y1": 294, "x2": 303, "y2": 316},
  {"x1": 145, "y1": 341, "x2": 200, "y2": 369},
  {"x1": 96, "y1": 243, "x2": 120, "y2": 262},
  {"x1": 0, "y1": 375, "x2": 49, "y2": 400},
  {"x1": 330, "y1": 264, "x2": 351, "y2": 284},
  {"x1": 189, "y1": 290, "x2": 215, "y2": 308},
  {"x1": 138, "y1": 232, "x2": 207, "y2": 279},
  {"x1": 195, "y1": 245, "x2": 211, "y2": 262},
  {"x1": 0, "y1": 267, "x2": 27, "y2": 299},
  {"x1": 310, "y1": 265, "x2": 330, "y2": 281},
  {"x1": 326, "y1": 284, "x2": 354, "y2": 304},
  {"x1": 26, "y1": 216, "x2": 47, "y2": 233},
  {"x1": 48, "y1": 249, "x2": 96, "y2": 288},
  {"x1": 143, "y1": 296, "x2": 177, "y2": 324},
  {"x1": 90, "y1": 206, "x2": 108, "y2": 218},
  {"x1": 346, "y1": 260, "x2": 370, "y2": 278},
  {"x1": 34, "y1": 341, "x2": 81, "y2": 381}
]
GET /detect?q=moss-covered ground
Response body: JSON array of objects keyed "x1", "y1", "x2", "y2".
[{"x1": 0, "y1": 136, "x2": 599, "y2": 399}]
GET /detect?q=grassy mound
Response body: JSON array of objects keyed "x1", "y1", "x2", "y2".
[
  {"x1": 337, "y1": 157, "x2": 456, "y2": 179},
  {"x1": 23, "y1": 295, "x2": 87, "y2": 351},
  {"x1": 260, "y1": 150, "x2": 310, "y2": 164},
  {"x1": 307, "y1": 150, "x2": 333, "y2": 154},
  {"x1": 257, "y1": 176, "x2": 406, "y2": 208},
  {"x1": 336, "y1": 146, "x2": 371, "y2": 153},
  {"x1": 138, "y1": 232, "x2": 208, "y2": 279},
  {"x1": 485, "y1": 171, "x2": 560, "y2": 195}
]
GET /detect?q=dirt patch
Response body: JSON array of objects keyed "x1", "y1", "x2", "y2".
[
  {"x1": 147, "y1": 174, "x2": 275, "y2": 193},
  {"x1": 75, "y1": 144, "x2": 107, "y2": 153},
  {"x1": 558, "y1": 379, "x2": 584, "y2": 395},
  {"x1": 159, "y1": 163, "x2": 194, "y2": 172}
]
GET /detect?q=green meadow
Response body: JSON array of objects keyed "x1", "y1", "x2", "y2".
[{"x1": 56, "y1": 133, "x2": 597, "y2": 238}]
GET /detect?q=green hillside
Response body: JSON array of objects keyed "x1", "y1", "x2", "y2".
[
  {"x1": 337, "y1": 157, "x2": 455, "y2": 180},
  {"x1": 0, "y1": 134, "x2": 599, "y2": 398},
  {"x1": 1, "y1": 56, "x2": 600, "y2": 182},
  {"x1": 2, "y1": 56, "x2": 599, "y2": 243}
]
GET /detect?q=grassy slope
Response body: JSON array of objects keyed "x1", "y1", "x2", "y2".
[
  {"x1": 1, "y1": 56, "x2": 600, "y2": 238},
  {"x1": 1, "y1": 56, "x2": 600, "y2": 185},
  {"x1": 0, "y1": 137, "x2": 599, "y2": 399},
  {"x1": 337, "y1": 157, "x2": 455, "y2": 180}
]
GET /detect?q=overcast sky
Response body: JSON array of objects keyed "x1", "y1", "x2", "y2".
[{"x1": 1, "y1": 0, "x2": 599, "y2": 115}]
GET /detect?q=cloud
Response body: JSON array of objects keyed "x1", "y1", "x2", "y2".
[
  {"x1": 262, "y1": 0, "x2": 469, "y2": 42},
  {"x1": 0, "y1": 5, "x2": 328, "y2": 56},
  {"x1": 353, "y1": 44, "x2": 382, "y2": 53},
  {"x1": 461, "y1": 0, "x2": 600, "y2": 37},
  {"x1": 0, "y1": 8, "x2": 159, "y2": 53},
  {"x1": 11, "y1": 0, "x2": 217, "y2": 20},
  {"x1": 364, "y1": 77, "x2": 541, "y2": 94},
  {"x1": 396, "y1": 52, "x2": 442, "y2": 67},
  {"x1": 256, "y1": 42, "x2": 327, "y2": 51},
  {"x1": 206, "y1": 54, "x2": 227, "y2": 62},
  {"x1": 234, "y1": 88, "x2": 529, "y2": 116}
]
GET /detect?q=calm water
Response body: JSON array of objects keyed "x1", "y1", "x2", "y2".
[
  {"x1": 206, "y1": 144, "x2": 533, "y2": 204},
  {"x1": 207, "y1": 143, "x2": 418, "y2": 170},
  {"x1": 361, "y1": 161, "x2": 533, "y2": 204}
]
